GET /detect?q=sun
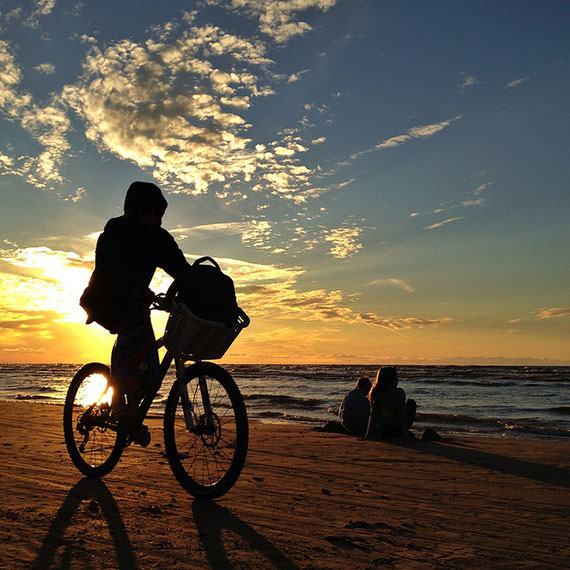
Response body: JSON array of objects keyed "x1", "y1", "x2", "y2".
[{"x1": 75, "y1": 373, "x2": 113, "y2": 407}]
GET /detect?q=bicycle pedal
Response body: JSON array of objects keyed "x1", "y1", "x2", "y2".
[{"x1": 133, "y1": 425, "x2": 151, "y2": 447}]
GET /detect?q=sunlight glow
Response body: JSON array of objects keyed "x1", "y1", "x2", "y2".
[{"x1": 76, "y1": 374, "x2": 113, "y2": 407}]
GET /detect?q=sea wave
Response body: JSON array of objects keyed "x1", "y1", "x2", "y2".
[
  {"x1": 546, "y1": 406, "x2": 570, "y2": 415},
  {"x1": 244, "y1": 393, "x2": 322, "y2": 410}
]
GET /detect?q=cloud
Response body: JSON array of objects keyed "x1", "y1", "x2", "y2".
[
  {"x1": 423, "y1": 216, "x2": 464, "y2": 230},
  {"x1": 353, "y1": 314, "x2": 453, "y2": 330},
  {"x1": 287, "y1": 69, "x2": 310, "y2": 83},
  {"x1": 459, "y1": 74, "x2": 481, "y2": 88},
  {"x1": 506, "y1": 77, "x2": 529, "y2": 88},
  {"x1": 0, "y1": 41, "x2": 70, "y2": 188},
  {"x1": 293, "y1": 177, "x2": 354, "y2": 202},
  {"x1": 0, "y1": 245, "x2": 91, "y2": 325},
  {"x1": 324, "y1": 226, "x2": 363, "y2": 258},
  {"x1": 473, "y1": 182, "x2": 491, "y2": 195},
  {"x1": 64, "y1": 187, "x2": 87, "y2": 202},
  {"x1": 374, "y1": 116, "x2": 462, "y2": 151},
  {"x1": 237, "y1": 275, "x2": 452, "y2": 331},
  {"x1": 461, "y1": 198, "x2": 485, "y2": 207},
  {"x1": 3, "y1": 7, "x2": 337, "y2": 198},
  {"x1": 61, "y1": 23, "x2": 320, "y2": 198},
  {"x1": 33, "y1": 63, "x2": 56, "y2": 75},
  {"x1": 219, "y1": 0, "x2": 337, "y2": 44},
  {"x1": 170, "y1": 222, "x2": 251, "y2": 239},
  {"x1": 370, "y1": 278, "x2": 414, "y2": 293},
  {"x1": 536, "y1": 307, "x2": 570, "y2": 319},
  {"x1": 0, "y1": 239, "x2": 453, "y2": 358},
  {"x1": 24, "y1": 0, "x2": 56, "y2": 28}
]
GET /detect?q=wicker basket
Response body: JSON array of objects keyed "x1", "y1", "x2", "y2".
[{"x1": 163, "y1": 301, "x2": 249, "y2": 360}]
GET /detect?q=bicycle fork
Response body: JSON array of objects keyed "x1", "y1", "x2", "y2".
[{"x1": 177, "y1": 375, "x2": 215, "y2": 434}]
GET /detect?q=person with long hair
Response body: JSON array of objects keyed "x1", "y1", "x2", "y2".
[{"x1": 364, "y1": 366, "x2": 416, "y2": 441}]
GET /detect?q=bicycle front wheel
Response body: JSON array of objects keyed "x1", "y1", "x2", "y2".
[
  {"x1": 163, "y1": 362, "x2": 248, "y2": 500},
  {"x1": 63, "y1": 363, "x2": 126, "y2": 478}
]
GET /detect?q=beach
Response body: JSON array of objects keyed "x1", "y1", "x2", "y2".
[{"x1": 1, "y1": 401, "x2": 569, "y2": 569}]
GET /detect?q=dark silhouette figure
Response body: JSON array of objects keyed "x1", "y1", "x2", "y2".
[
  {"x1": 338, "y1": 376, "x2": 372, "y2": 435},
  {"x1": 80, "y1": 181, "x2": 190, "y2": 438},
  {"x1": 364, "y1": 366, "x2": 416, "y2": 442}
]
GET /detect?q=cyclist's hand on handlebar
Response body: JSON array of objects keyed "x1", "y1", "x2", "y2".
[{"x1": 151, "y1": 292, "x2": 171, "y2": 311}]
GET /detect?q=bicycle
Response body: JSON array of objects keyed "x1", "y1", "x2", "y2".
[{"x1": 63, "y1": 277, "x2": 250, "y2": 500}]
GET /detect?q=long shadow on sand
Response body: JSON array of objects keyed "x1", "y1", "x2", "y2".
[
  {"x1": 31, "y1": 478, "x2": 137, "y2": 570},
  {"x1": 193, "y1": 499, "x2": 300, "y2": 570},
  {"x1": 386, "y1": 438, "x2": 570, "y2": 488}
]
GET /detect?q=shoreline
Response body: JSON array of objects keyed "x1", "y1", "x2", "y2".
[
  {"x1": 1, "y1": 401, "x2": 569, "y2": 568},
  {"x1": 3, "y1": 398, "x2": 570, "y2": 443}
]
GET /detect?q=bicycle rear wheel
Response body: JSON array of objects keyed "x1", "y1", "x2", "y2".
[
  {"x1": 63, "y1": 363, "x2": 126, "y2": 478},
  {"x1": 163, "y1": 362, "x2": 248, "y2": 500}
]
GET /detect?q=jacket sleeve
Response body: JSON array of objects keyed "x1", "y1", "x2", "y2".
[{"x1": 158, "y1": 229, "x2": 191, "y2": 279}]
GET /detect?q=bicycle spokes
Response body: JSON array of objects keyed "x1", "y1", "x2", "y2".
[{"x1": 164, "y1": 362, "x2": 248, "y2": 498}]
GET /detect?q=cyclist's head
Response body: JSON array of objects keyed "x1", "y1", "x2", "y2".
[{"x1": 124, "y1": 181, "x2": 167, "y2": 227}]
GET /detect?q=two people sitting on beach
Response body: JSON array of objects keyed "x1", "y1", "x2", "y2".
[{"x1": 339, "y1": 366, "x2": 416, "y2": 442}]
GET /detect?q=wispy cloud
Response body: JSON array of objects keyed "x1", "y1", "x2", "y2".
[
  {"x1": 0, "y1": 244, "x2": 92, "y2": 325},
  {"x1": 293, "y1": 178, "x2": 354, "y2": 202},
  {"x1": 370, "y1": 278, "x2": 414, "y2": 293},
  {"x1": 0, "y1": 40, "x2": 70, "y2": 188},
  {"x1": 237, "y1": 275, "x2": 451, "y2": 330},
  {"x1": 411, "y1": 180, "x2": 491, "y2": 227},
  {"x1": 170, "y1": 222, "x2": 251, "y2": 238},
  {"x1": 287, "y1": 69, "x2": 310, "y2": 83},
  {"x1": 537, "y1": 307, "x2": 570, "y2": 319},
  {"x1": 324, "y1": 226, "x2": 363, "y2": 258},
  {"x1": 3, "y1": 3, "x2": 338, "y2": 200},
  {"x1": 63, "y1": 187, "x2": 87, "y2": 203},
  {"x1": 60, "y1": 20, "x2": 324, "y2": 198},
  {"x1": 23, "y1": 0, "x2": 56, "y2": 29},
  {"x1": 0, "y1": 242, "x2": 452, "y2": 352},
  {"x1": 506, "y1": 76, "x2": 530, "y2": 88},
  {"x1": 423, "y1": 216, "x2": 464, "y2": 230},
  {"x1": 375, "y1": 116, "x2": 462, "y2": 150},
  {"x1": 473, "y1": 182, "x2": 491, "y2": 195},
  {"x1": 33, "y1": 63, "x2": 56, "y2": 75},
  {"x1": 459, "y1": 74, "x2": 481, "y2": 88},
  {"x1": 218, "y1": 0, "x2": 338, "y2": 44}
]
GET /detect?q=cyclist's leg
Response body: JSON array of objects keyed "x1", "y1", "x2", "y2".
[{"x1": 110, "y1": 326, "x2": 151, "y2": 446}]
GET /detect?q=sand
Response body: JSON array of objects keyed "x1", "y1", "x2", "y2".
[{"x1": 0, "y1": 401, "x2": 569, "y2": 569}]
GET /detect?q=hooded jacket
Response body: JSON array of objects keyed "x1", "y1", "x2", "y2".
[{"x1": 80, "y1": 182, "x2": 189, "y2": 333}]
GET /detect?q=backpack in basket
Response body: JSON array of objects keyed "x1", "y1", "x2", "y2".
[{"x1": 176, "y1": 256, "x2": 239, "y2": 326}]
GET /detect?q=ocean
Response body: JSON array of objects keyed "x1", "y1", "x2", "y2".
[{"x1": 1, "y1": 363, "x2": 569, "y2": 440}]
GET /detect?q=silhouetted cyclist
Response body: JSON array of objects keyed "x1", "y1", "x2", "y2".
[{"x1": 80, "y1": 181, "x2": 191, "y2": 444}]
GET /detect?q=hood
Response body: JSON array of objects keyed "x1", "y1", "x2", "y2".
[{"x1": 123, "y1": 181, "x2": 167, "y2": 215}]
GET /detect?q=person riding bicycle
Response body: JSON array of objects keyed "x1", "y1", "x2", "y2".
[{"x1": 80, "y1": 181, "x2": 191, "y2": 444}]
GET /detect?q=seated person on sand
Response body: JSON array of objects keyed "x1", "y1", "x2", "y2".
[
  {"x1": 338, "y1": 376, "x2": 372, "y2": 436},
  {"x1": 364, "y1": 366, "x2": 416, "y2": 442}
]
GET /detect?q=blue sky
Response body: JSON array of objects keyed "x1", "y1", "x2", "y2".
[{"x1": 0, "y1": 0, "x2": 569, "y2": 364}]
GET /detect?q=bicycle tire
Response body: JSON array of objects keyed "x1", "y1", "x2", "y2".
[
  {"x1": 63, "y1": 363, "x2": 126, "y2": 478},
  {"x1": 163, "y1": 361, "x2": 248, "y2": 500}
]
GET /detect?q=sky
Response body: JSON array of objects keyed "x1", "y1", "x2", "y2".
[{"x1": 0, "y1": 0, "x2": 569, "y2": 365}]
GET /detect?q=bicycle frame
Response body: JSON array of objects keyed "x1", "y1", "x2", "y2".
[
  {"x1": 131, "y1": 334, "x2": 212, "y2": 436},
  {"x1": 114, "y1": 283, "x2": 236, "y2": 436}
]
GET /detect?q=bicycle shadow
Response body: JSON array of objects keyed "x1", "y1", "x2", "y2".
[
  {"x1": 388, "y1": 437, "x2": 570, "y2": 488},
  {"x1": 31, "y1": 478, "x2": 138, "y2": 570},
  {"x1": 193, "y1": 499, "x2": 300, "y2": 570}
]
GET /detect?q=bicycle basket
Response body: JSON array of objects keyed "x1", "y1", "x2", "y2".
[{"x1": 163, "y1": 300, "x2": 249, "y2": 360}]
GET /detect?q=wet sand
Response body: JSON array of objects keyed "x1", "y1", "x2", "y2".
[{"x1": 0, "y1": 400, "x2": 569, "y2": 569}]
